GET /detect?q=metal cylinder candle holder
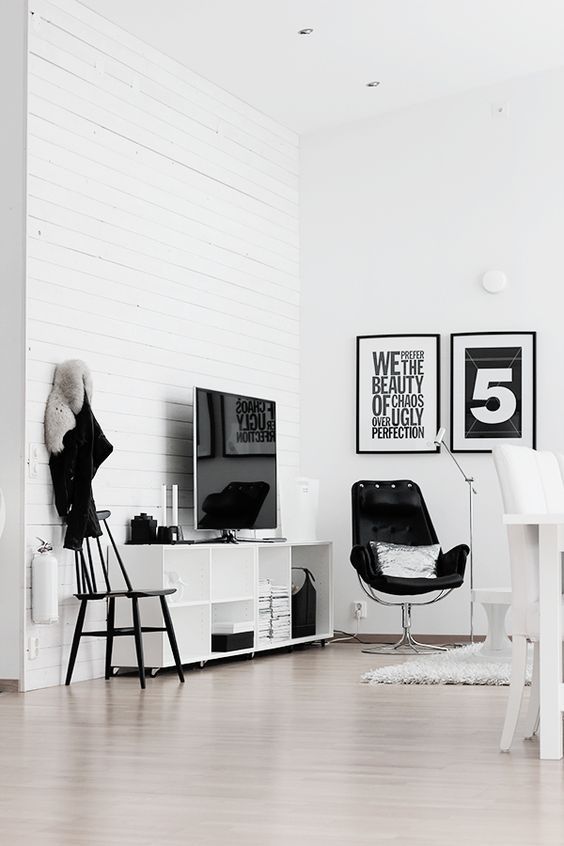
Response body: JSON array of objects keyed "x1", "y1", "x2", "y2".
[{"x1": 157, "y1": 525, "x2": 173, "y2": 544}]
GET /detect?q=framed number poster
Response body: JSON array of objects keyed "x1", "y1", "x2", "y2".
[
  {"x1": 450, "y1": 332, "x2": 536, "y2": 453},
  {"x1": 356, "y1": 334, "x2": 440, "y2": 453}
]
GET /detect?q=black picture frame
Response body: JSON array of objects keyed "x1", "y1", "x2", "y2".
[
  {"x1": 450, "y1": 331, "x2": 537, "y2": 453},
  {"x1": 356, "y1": 333, "x2": 441, "y2": 454}
]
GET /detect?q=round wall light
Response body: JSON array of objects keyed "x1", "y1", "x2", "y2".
[{"x1": 482, "y1": 270, "x2": 508, "y2": 294}]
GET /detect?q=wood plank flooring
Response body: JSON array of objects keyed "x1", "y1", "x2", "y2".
[{"x1": 1, "y1": 644, "x2": 563, "y2": 845}]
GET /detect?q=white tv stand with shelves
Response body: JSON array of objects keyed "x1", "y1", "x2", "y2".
[{"x1": 110, "y1": 541, "x2": 333, "y2": 671}]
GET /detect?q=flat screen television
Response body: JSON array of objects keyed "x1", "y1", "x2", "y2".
[{"x1": 193, "y1": 387, "x2": 277, "y2": 534}]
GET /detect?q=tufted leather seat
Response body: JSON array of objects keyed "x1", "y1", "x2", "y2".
[{"x1": 350, "y1": 480, "x2": 468, "y2": 596}]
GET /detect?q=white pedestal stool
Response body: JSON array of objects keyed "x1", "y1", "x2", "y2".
[{"x1": 471, "y1": 588, "x2": 512, "y2": 658}]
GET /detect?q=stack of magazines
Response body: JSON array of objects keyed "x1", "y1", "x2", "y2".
[
  {"x1": 258, "y1": 579, "x2": 291, "y2": 643},
  {"x1": 258, "y1": 578, "x2": 272, "y2": 644},
  {"x1": 270, "y1": 584, "x2": 291, "y2": 642}
]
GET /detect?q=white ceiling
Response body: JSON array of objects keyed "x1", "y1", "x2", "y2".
[{"x1": 86, "y1": 0, "x2": 564, "y2": 134}]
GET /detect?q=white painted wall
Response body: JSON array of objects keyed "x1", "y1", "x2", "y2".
[
  {"x1": 300, "y1": 67, "x2": 564, "y2": 637},
  {"x1": 25, "y1": 0, "x2": 299, "y2": 689},
  {"x1": 0, "y1": 0, "x2": 27, "y2": 684}
]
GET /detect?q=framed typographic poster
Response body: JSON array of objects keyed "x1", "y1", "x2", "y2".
[
  {"x1": 450, "y1": 332, "x2": 536, "y2": 453},
  {"x1": 356, "y1": 334, "x2": 440, "y2": 453}
]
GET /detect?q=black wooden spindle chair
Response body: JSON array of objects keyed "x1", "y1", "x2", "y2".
[{"x1": 66, "y1": 510, "x2": 185, "y2": 689}]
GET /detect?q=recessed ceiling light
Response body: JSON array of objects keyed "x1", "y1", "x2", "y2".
[
  {"x1": 366, "y1": 81, "x2": 381, "y2": 88},
  {"x1": 298, "y1": 28, "x2": 314, "y2": 35}
]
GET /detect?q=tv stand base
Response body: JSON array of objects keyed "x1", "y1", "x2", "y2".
[{"x1": 193, "y1": 530, "x2": 287, "y2": 545}]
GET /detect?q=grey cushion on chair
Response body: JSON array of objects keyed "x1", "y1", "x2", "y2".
[{"x1": 369, "y1": 540, "x2": 441, "y2": 579}]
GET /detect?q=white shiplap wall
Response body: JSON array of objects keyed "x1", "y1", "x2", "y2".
[{"x1": 25, "y1": 0, "x2": 300, "y2": 690}]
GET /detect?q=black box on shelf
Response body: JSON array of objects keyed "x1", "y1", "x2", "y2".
[{"x1": 211, "y1": 631, "x2": 254, "y2": 652}]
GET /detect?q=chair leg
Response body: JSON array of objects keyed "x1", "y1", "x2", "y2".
[
  {"x1": 160, "y1": 595, "x2": 185, "y2": 683},
  {"x1": 500, "y1": 635, "x2": 528, "y2": 752},
  {"x1": 105, "y1": 597, "x2": 115, "y2": 681},
  {"x1": 131, "y1": 597, "x2": 146, "y2": 690},
  {"x1": 65, "y1": 599, "x2": 88, "y2": 686},
  {"x1": 524, "y1": 640, "x2": 540, "y2": 739}
]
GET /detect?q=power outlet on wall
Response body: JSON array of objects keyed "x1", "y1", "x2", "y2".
[
  {"x1": 28, "y1": 636, "x2": 39, "y2": 660},
  {"x1": 28, "y1": 443, "x2": 41, "y2": 479},
  {"x1": 352, "y1": 601, "x2": 367, "y2": 619}
]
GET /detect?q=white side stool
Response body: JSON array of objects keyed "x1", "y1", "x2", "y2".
[{"x1": 471, "y1": 588, "x2": 512, "y2": 658}]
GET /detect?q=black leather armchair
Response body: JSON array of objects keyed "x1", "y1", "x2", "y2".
[{"x1": 350, "y1": 480, "x2": 469, "y2": 653}]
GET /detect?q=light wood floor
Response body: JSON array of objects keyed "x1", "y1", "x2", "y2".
[{"x1": 1, "y1": 644, "x2": 564, "y2": 846}]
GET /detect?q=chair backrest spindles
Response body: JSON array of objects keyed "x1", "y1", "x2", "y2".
[
  {"x1": 74, "y1": 551, "x2": 82, "y2": 595},
  {"x1": 102, "y1": 517, "x2": 133, "y2": 592},
  {"x1": 73, "y1": 510, "x2": 134, "y2": 595},
  {"x1": 85, "y1": 538, "x2": 98, "y2": 594},
  {"x1": 79, "y1": 550, "x2": 93, "y2": 594},
  {"x1": 96, "y1": 535, "x2": 112, "y2": 593}
]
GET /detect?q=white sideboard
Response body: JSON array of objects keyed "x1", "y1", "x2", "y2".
[{"x1": 109, "y1": 541, "x2": 333, "y2": 671}]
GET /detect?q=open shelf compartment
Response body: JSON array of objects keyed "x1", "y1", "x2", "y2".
[
  {"x1": 211, "y1": 546, "x2": 255, "y2": 602},
  {"x1": 164, "y1": 546, "x2": 210, "y2": 605},
  {"x1": 291, "y1": 543, "x2": 333, "y2": 637},
  {"x1": 211, "y1": 598, "x2": 255, "y2": 631},
  {"x1": 164, "y1": 603, "x2": 211, "y2": 666}
]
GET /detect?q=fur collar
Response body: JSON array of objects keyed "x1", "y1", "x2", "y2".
[{"x1": 45, "y1": 360, "x2": 93, "y2": 455}]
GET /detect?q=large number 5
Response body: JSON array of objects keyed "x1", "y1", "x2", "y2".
[{"x1": 470, "y1": 368, "x2": 516, "y2": 424}]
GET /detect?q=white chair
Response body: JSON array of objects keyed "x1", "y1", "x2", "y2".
[{"x1": 493, "y1": 445, "x2": 564, "y2": 751}]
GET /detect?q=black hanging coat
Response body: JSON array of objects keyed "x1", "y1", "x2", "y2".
[
  {"x1": 49, "y1": 398, "x2": 113, "y2": 550},
  {"x1": 45, "y1": 360, "x2": 113, "y2": 551}
]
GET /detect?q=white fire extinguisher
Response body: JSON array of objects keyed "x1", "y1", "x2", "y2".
[{"x1": 32, "y1": 538, "x2": 59, "y2": 624}]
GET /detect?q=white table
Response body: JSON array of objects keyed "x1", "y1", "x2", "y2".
[
  {"x1": 471, "y1": 588, "x2": 512, "y2": 658},
  {"x1": 503, "y1": 514, "x2": 564, "y2": 760}
]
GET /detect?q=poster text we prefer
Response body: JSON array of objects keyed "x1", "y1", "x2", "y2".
[{"x1": 371, "y1": 349, "x2": 426, "y2": 439}]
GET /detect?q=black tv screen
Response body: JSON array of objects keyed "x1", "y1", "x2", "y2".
[{"x1": 193, "y1": 388, "x2": 277, "y2": 531}]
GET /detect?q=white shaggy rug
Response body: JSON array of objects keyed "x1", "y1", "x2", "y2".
[{"x1": 361, "y1": 644, "x2": 533, "y2": 686}]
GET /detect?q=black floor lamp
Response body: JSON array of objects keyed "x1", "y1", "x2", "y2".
[{"x1": 434, "y1": 427, "x2": 477, "y2": 642}]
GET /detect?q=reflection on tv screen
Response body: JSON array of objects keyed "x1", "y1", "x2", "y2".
[{"x1": 194, "y1": 388, "x2": 277, "y2": 530}]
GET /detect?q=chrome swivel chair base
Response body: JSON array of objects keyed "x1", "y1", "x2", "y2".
[
  {"x1": 361, "y1": 601, "x2": 449, "y2": 655},
  {"x1": 361, "y1": 631, "x2": 449, "y2": 655}
]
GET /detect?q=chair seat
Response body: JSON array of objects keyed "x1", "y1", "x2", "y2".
[
  {"x1": 75, "y1": 588, "x2": 176, "y2": 600},
  {"x1": 75, "y1": 590, "x2": 130, "y2": 600},
  {"x1": 129, "y1": 588, "x2": 176, "y2": 598},
  {"x1": 371, "y1": 572, "x2": 464, "y2": 597}
]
